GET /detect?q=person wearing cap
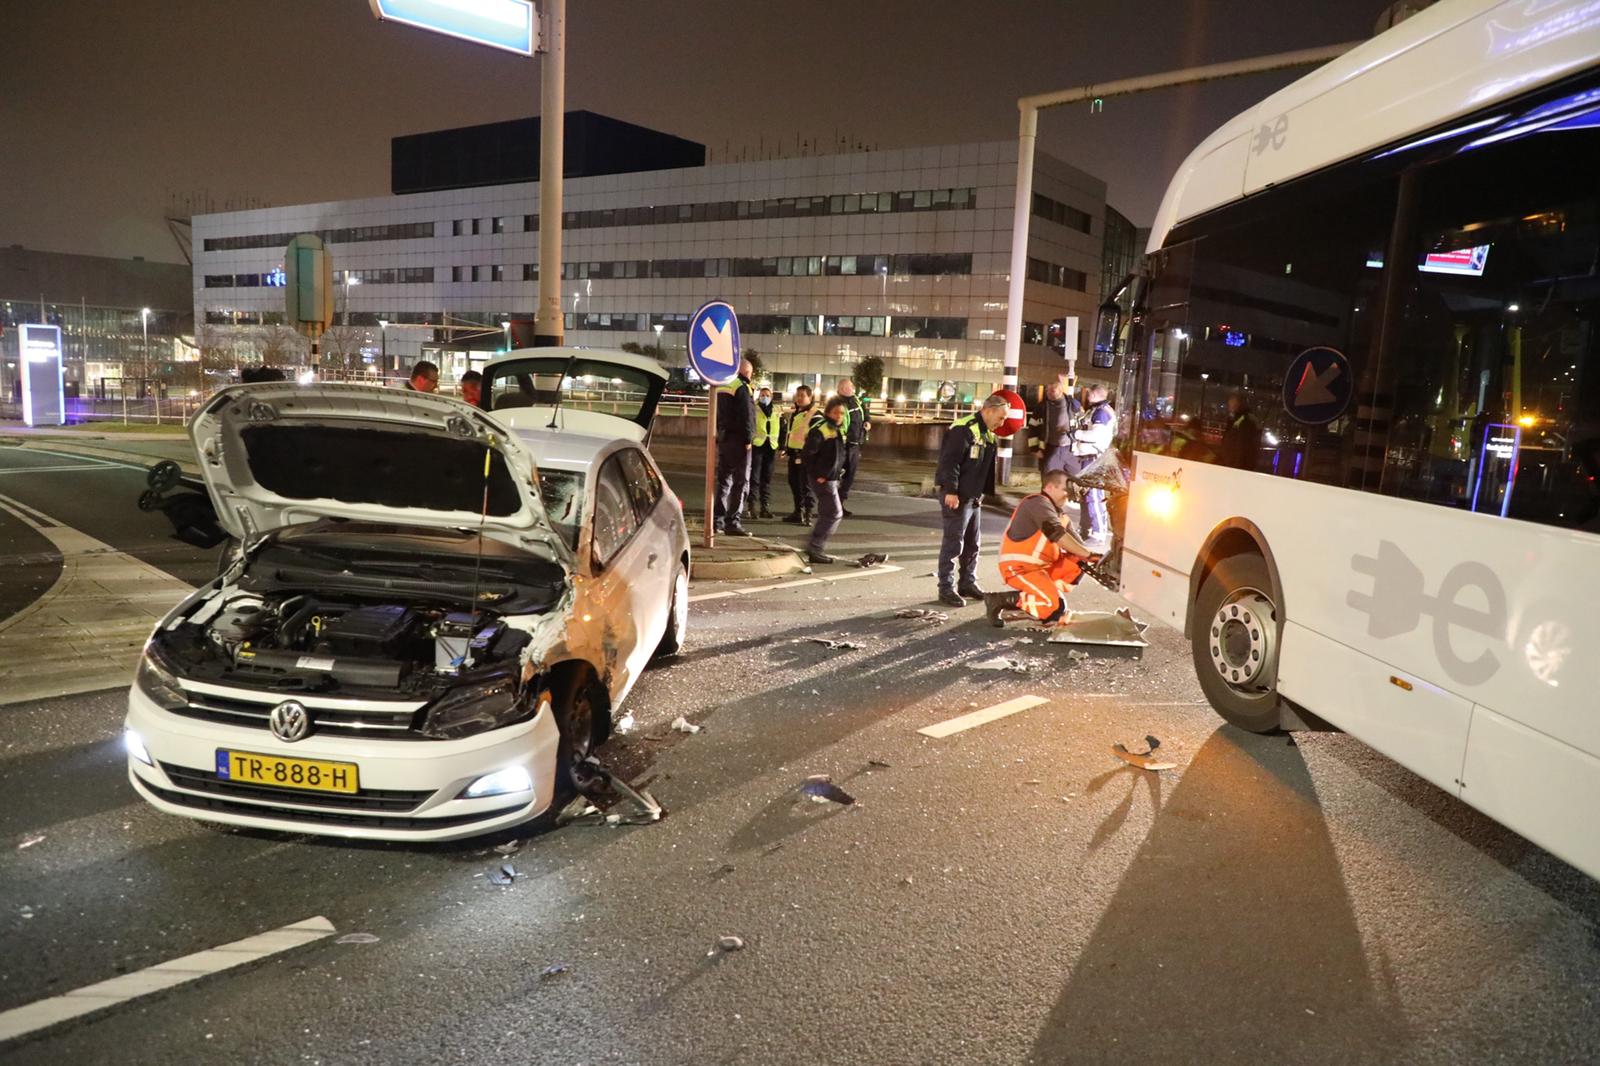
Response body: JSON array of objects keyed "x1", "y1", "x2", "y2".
[{"x1": 933, "y1": 394, "x2": 1007, "y2": 608}]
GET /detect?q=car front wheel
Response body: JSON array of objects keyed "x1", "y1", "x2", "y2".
[{"x1": 653, "y1": 564, "x2": 688, "y2": 660}]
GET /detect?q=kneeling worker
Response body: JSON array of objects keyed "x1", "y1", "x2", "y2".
[{"x1": 987, "y1": 468, "x2": 1097, "y2": 627}]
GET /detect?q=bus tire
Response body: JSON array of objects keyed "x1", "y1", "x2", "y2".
[{"x1": 1191, "y1": 552, "x2": 1282, "y2": 733}]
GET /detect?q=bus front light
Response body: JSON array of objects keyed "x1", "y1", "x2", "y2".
[{"x1": 1143, "y1": 484, "x2": 1179, "y2": 519}]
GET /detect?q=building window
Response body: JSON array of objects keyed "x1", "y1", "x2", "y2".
[
  {"x1": 1032, "y1": 193, "x2": 1093, "y2": 234},
  {"x1": 1026, "y1": 257, "x2": 1088, "y2": 291},
  {"x1": 493, "y1": 216, "x2": 507, "y2": 234},
  {"x1": 491, "y1": 265, "x2": 505, "y2": 282}
]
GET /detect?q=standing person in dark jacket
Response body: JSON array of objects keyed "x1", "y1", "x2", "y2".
[
  {"x1": 836, "y1": 378, "x2": 871, "y2": 516},
  {"x1": 1217, "y1": 390, "x2": 1263, "y2": 470},
  {"x1": 934, "y1": 394, "x2": 1008, "y2": 607},
  {"x1": 713, "y1": 358, "x2": 757, "y2": 536},
  {"x1": 801, "y1": 396, "x2": 849, "y2": 564},
  {"x1": 1028, "y1": 379, "x2": 1081, "y2": 473},
  {"x1": 781, "y1": 384, "x2": 819, "y2": 525},
  {"x1": 747, "y1": 386, "x2": 781, "y2": 520}
]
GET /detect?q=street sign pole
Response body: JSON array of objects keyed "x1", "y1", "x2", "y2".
[
  {"x1": 686, "y1": 301, "x2": 743, "y2": 552},
  {"x1": 534, "y1": 0, "x2": 564, "y2": 347},
  {"x1": 704, "y1": 390, "x2": 718, "y2": 549}
]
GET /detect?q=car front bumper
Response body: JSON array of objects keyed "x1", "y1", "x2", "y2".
[{"x1": 124, "y1": 684, "x2": 561, "y2": 842}]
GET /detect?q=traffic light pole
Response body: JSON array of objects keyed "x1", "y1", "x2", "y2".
[{"x1": 996, "y1": 40, "x2": 1360, "y2": 484}]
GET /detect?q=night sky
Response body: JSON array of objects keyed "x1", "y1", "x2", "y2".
[{"x1": 1, "y1": 0, "x2": 1378, "y2": 264}]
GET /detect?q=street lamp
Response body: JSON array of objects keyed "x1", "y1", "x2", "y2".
[
  {"x1": 652, "y1": 322, "x2": 664, "y2": 359},
  {"x1": 378, "y1": 319, "x2": 389, "y2": 375},
  {"x1": 343, "y1": 274, "x2": 360, "y2": 326},
  {"x1": 141, "y1": 307, "x2": 157, "y2": 425},
  {"x1": 1199, "y1": 371, "x2": 1210, "y2": 415},
  {"x1": 502, "y1": 320, "x2": 512, "y2": 352}
]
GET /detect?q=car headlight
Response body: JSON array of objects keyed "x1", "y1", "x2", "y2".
[
  {"x1": 125, "y1": 729, "x2": 154, "y2": 766},
  {"x1": 419, "y1": 670, "x2": 531, "y2": 740},
  {"x1": 460, "y1": 765, "x2": 534, "y2": 799},
  {"x1": 135, "y1": 645, "x2": 187, "y2": 711}
]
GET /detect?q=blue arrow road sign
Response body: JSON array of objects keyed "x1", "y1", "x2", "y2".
[{"x1": 688, "y1": 301, "x2": 741, "y2": 386}]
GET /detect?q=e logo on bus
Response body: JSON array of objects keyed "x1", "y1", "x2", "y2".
[
  {"x1": 1349, "y1": 540, "x2": 1506, "y2": 686},
  {"x1": 1282, "y1": 346, "x2": 1353, "y2": 425}
]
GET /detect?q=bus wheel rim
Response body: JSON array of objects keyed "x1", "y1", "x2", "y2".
[{"x1": 1208, "y1": 588, "x2": 1277, "y2": 693}]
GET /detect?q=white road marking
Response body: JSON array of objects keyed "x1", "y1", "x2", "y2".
[
  {"x1": 918, "y1": 695, "x2": 1050, "y2": 738},
  {"x1": 0, "y1": 464, "x2": 123, "y2": 474},
  {"x1": 0, "y1": 445, "x2": 131, "y2": 468},
  {"x1": 690, "y1": 563, "x2": 903, "y2": 603},
  {"x1": 0, "y1": 492, "x2": 195, "y2": 703},
  {"x1": 0, "y1": 916, "x2": 336, "y2": 1043}
]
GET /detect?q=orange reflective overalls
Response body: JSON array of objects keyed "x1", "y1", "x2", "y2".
[{"x1": 998, "y1": 494, "x2": 1084, "y2": 622}]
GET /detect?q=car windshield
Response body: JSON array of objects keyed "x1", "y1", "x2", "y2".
[
  {"x1": 486, "y1": 357, "x2": 662, "y2": 429},
  {"x1": 539, "y1": 469, "x2": 584, "y2": 549}
]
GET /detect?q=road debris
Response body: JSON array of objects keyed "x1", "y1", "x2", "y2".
[
  {"x1": 801, "y1": 636, "x2": 865, "y2": 650},
  {"x1": 854, "y1": 552, "x2": 890, "y2": 568},
  {"x1": 1045, "y1": 609, "x2": 1151, "y2": 653},
  {"x1": 615, "y1": 712, "x2": 637, "y2": 735},
  {"x1": 1067, "y1": 649, "x2": 1090, "y2": 661},
  {"x1": 569, "y1": 756, "x2": 665, "y2": 825},
  {"x1": 800, "y1": 774, "x2": 856, "y2": 805},
  {"x1": 493, "y1": 841, "x2": 522, "y2": 856},
  {"x1": 336, "y1": 933, "x2": 380, "y2": 945},
  {"x1": 968, "y1": 655, "x2": 1029, "y2": 673},
  {"x1": 894, "y1": 607, "x2": 948, "y2": 623},
  {"x1": 709, "y1": 935, "x2": 745, "y2": 956},
  {"x1": 540, "y1": 963, "x2": 569, "y2": 980},
  {"x1": 489, "y1": 864, "x2": 519, "y2": 886},
  {"x1": 1110, "y1": 736, "x2": 1177, "y2": 772},
  {"x1": 670, "y1": 716, "x2": 702, "y2": 734},
  {"x1": 867, "y1": 759, "x2": 892, "y2": 769},
  {"x1": 16, "y1": 834, "x2": 45, "y2": 850}
]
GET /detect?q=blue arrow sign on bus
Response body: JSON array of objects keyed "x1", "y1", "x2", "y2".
[
  {"x1": 687, "y1": 301, "x2": 741, "y2": 386},
  {"x1": 369, "y1": 0, "x2": 537, "y2": 56}
]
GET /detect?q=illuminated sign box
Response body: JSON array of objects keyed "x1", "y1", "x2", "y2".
[
  {"x1": 368, "y1": 0, "x2": 537, "y2": 55},
  {"x1": 19, "y1": 323, "x2": 65, "y2": 427}
]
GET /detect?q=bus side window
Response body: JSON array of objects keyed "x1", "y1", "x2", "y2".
[{"x1": 1374, "y1": 102, "x2": 1600, "y2": 531}]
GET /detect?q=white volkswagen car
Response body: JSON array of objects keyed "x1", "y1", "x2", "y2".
[{"x1": 125, "y1": 349, "x2": 689, "y2": 841}]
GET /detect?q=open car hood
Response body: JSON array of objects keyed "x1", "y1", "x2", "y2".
[
  {"x1": 191, "y1": 383, "x2": 569, "y2": 562},
  {"x1": 480, "y1": 347, "x2": 668, "y2": 442}
]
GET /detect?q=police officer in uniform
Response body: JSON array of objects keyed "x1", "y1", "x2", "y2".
[
  {"x1": 802, "y1": 396, "x2": 850, "y2": 564},
  {"x1": 781, "y1": 384, "x2": 819, "y2": 525},
  {"x1": 836, "y1": 378, "x2": 870, "y2": 516},
  {"x1": 714, "y1": 358, "x2": 757, "y2": 536},
  {"x1": 934, "y1": 394, "x2": 1009, "y2": 608},
  {"x1": 747, "y1": 386, "x2": 781, "y2": 520}
]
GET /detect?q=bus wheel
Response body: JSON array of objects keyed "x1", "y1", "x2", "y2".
[{"x1": 1192, "y1": 553, "x2": 1281, "y2": 733}]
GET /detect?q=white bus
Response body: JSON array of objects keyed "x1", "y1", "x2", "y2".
[{"x1": 1108, "y1": 0, "x2": 1600, "y2": 878}]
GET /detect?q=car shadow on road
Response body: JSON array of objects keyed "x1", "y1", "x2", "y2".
[
  {"x1": 0, "y1": 737, "x2": 132, "y2": 834},
  {"x1": 1027, "y1": 726, "x2": 1413, "y2": 1065}
]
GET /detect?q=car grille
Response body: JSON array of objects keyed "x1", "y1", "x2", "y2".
[
  {"x1": 159, "y1": 762, "x2": 432, "y2": 812},
  {"x1": 169, "y1": 690, "x2": 423, "y2": 740},
  {"x1": 142, "y1": 778, "x2": 523, "y2": 832}
]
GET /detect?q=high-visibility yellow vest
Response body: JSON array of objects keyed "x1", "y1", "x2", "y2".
[
  {"x1": 784, "y1": 405, "x2": 816, "y2": 449},
  {"x1": 754, "y1": 406, "x2": 782, "y2": 448},
  {"x1": 953, "y1": 412, "x2": 997, "y2": 451}
]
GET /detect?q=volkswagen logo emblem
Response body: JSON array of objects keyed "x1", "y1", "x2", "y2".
[{"x1": 269, "y1": 700, "x2": 311, "y2": 743}]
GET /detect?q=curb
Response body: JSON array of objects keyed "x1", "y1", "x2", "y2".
[{"x1": 2, "y1": 437, "x2": 200, "y2": 477}]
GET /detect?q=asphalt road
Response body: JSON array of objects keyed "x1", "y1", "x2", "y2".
[{"x1": 3, "y1": 471, "x2": 1600, "y2": 1064}]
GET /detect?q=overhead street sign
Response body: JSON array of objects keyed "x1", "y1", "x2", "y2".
[
  {"x1": 369, "y1": 0, "x2": 538, "y2": 56},
  {"x1": 687, "y1": 301, "x2": 741, "y2": 386}
]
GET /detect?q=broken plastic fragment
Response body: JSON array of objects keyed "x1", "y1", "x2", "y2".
[
  {"x1": 968, "y1": 655, "x2": 1028, "y2": 673},
  {"x1": 867, "y1": 759, "x2": 892, "y2": 769},
  {"x1": 615, "y1": 713, "x2": 637, "y2": 735},
  {"x1": 855, "y1": 552, "x2": 889, "y2": 568},
  {"x1": 711, "y1": 935, "x2": 745, "y2": 955},
  {"x1": 670, "y1": 716, "x2": 702, "y2": 734},
  {"x1": 17, "y1": 834, "x2": 45, "y2": 850},
  {"x1": 489, "y1": 863, "x2": 519, "y2": 886},
  {"x1": 540, "y1": 963, "x2": 568, "y2": 979},
  {"x1": 1110, "y1": 743, "x2": 1177, "y2": 772},
  {"x1": 800, "y1": 774, "x2": 856, "y2": 805},
  {"x1": 803, "y1": 636, "x2": 864, "y2": 650},
  {"x1": 894, "y1": 608, "x2": 948, "y2": 623},
  {"x1": 492, "y1": 841, "x2": 521, "y2": 856},
  {"x1": 336, "y1": 933, "x2": 380, "y2": 945},
  {"x1": 1067, "y1": 649, "x2": 1090, "y2": 661}
]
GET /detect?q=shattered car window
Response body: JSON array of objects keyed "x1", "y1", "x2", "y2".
[{"x1": 539, "y1": 470, "x2": 584, "y2": 550}]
